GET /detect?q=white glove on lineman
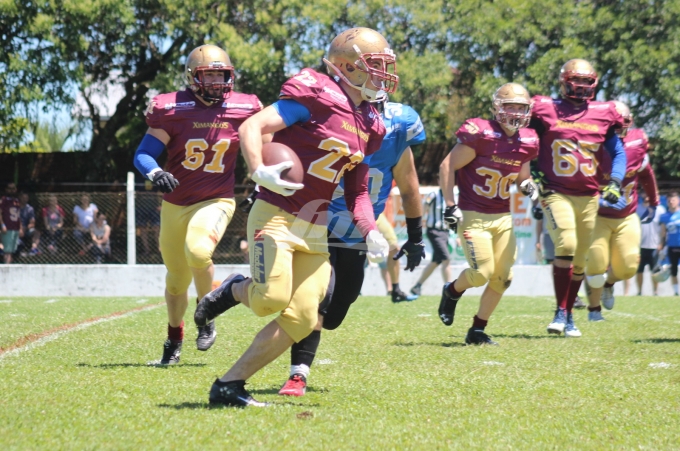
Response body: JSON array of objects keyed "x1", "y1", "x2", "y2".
[
  {"x1": 251, "y1": 162, "x2": 304, "y2": 197},
  {"x1": 519, "y1": 179, "x2": 539, "y2": 202},
  {"x1": 366, "y1": 230, "x2": 389, "y2": 264}
]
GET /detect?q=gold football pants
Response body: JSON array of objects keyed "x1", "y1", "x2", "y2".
[
  {"x1": 586, "y1": 213, "x2": 641, "y2": 281},
  {"x1": 247, "y1": 199, "x2": 331, "y2": 342},
  {"x1": 540, "y1": 193, "x2": 599, "y2": 274},
  {"x1": 160, "y1": 198, "x2": 235, "y2": 296},
  {"x1": 460, "y1": 211, "x2": 516, "y2": 294}
]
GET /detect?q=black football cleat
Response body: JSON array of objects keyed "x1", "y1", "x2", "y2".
[
  {"x1": 438, "y1": 282, "x2": 462, "y2": 326},
  {"x1": 196, "y1": 320, "x2": 217, "y2": 351},
  {"x1": 149, "y1": 339, "x2": 182, "y2": 365},
  {"x1": 195, "y1": 273, "x2": 245, "y2": 327},
  {"x1": 391, "y1": 288, "x2": 418, "y2": 303},
  {"x1": 209, "y1": 379, "x2": 268, "y2": 407},
  {"x1": 465, "y1": 327, "x2": 499, "y2": 346}
]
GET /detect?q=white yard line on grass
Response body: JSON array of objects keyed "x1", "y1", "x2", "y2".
[
  {"x1": 44, "y1": 299, "x2": 59, "y2": 303},
  {"x1": 0, "y1": 300, "x2": 13, "y2": 303},
  {"x1": 0, "y1": 303, "x2": 162, "y2": 362}
]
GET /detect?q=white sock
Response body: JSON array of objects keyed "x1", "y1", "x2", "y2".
[{"x1": 290, "y1": 364, "x2": 310, "y2": 379}]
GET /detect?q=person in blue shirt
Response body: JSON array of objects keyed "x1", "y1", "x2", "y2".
[
  {"x1": 659, "y1": 192, "x2": 680, "y2": 295},
  {"x1": 277, "y1": 101, "x2": 427, "y2": 397}
]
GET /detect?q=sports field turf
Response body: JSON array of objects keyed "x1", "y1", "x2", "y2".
[{"x1": 1, "y1": 295, "x2": 679, "y2": 450}]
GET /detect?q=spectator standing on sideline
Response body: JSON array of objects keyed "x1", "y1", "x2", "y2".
[
  {"x1": 73, "y1": 194, "x2": 98, "y2": 255},
  {"x1": 660, "y1": 192, "x2": 680, "y2": 296},
  {"x1": 0, "y1": 183, "x2": 21, "y2": 263},
  {"x1": 18, "y1": 192, "x2": 41, "y2": 256},
  {"x1": 636, "y1": 196, "x2": 665, "y2": 295},
  {"x1": 90, "y1": 212, "x2": 111, "y2": 263},
  {"x1": 42, "y1": 195, "x2": 65, "y2": 253},
  {"x1": 410, "y1": 189, "x2": 453, "y2": 296}
]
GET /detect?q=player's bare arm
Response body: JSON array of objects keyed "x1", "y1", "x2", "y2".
[
  {"x1": 238, "y1": 105, "x2": 288, "y2": 173},
  {"x1": 439, "y1": 143, "x2": 476, "y2": 206},
  {"x1": 393, "y1": 147, "x2": 422, "y2": 218}
]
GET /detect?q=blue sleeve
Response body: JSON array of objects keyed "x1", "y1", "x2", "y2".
[
  {"x1": 404, "y1": 107, "x2": 426, "y2": 147},
  {"x1": 603, "y1": 133, "x2": 627, "y2": 183},
  {"x1": 133, "y1": 134, "x2": 166, "y2": 178},
  {"x1": 272, "y1": 99, "x2": 311, "y2": 127},
  {"x1": 362, "y1": 154, "x2": 372, "y2": 166}
]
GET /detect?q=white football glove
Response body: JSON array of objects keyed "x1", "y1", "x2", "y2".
[
  {"x1": 519, "y1": 179, "x2": 539, "y2": 202},
  {"x1": 366, "y1": 230, "x2": 389, "y2": 263},
  {"x1": 251, "y1": 162, "x2": 304, "y2": 197}
]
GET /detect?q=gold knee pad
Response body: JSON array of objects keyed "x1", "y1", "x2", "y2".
[
  {"x1": 610, "y1": 214, "x2": 641, "y2": 281},
  {"x1": 489, "y1": 269, "x2": 513, "y2": 294},
  {"x1": 463, "y1": 267, "x2": 492, "y2": 288},
  {"x1": 165, "y1": 270, "x2": 193, "y2": 296}
]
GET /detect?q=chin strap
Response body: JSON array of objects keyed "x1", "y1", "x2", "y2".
[{"x1": 323, "y1": 59, "x2": 386, "y2": 103}]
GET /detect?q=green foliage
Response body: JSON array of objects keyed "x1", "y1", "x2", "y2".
[
  {"x1": 1, "y1": 295, "x2": 680, "y2": 449},
  {"x1": 1, "y1": 0, "x2": 679, "y2": 178}
]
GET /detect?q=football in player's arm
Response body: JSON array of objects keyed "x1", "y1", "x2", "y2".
[
  {"x1": 584, "y1": 101, "x2": 660, "y2": 318},
  {"x1": 132, "y1": 45, "x2": 265, "y2": 364},
  {"x1": 193, "y1": 27, "x2": 398, "y2": 407},
  {"x1": 529, "y1": 59, "x2": 627, "y2": 337},
  {"x1": 278, "y1": 101, "x2": 426, "y2": 397},
  {"x1": 438, "y1": 83, "x2": 539, "y2": 345}
]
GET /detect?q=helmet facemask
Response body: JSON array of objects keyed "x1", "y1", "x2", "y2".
[
  {"x1": 190, "y1": 64, "x2": 235, "y2": 102},
  {"x1": 491, "y1": 83, "x2": 533, "y2": 132}
]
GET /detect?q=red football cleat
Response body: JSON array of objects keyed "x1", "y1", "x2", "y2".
[{"x1": 278, "y1": 374, "x2": 307, "y2": 397}]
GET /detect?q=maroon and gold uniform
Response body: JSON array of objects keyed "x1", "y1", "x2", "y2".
[
  {"x1": 250, "y1": 68, "x2": 385, "y2": 342},
  {"x1": 455, "y1": 118, "x2": 538, "y2": 293},
  {"x1": 145, "y1": 90, "x2": 262, "y2": 205},
  {"x1": 587, "y1": 129, "x2": 660, "y2": 280},
  {"x1": 533, "y1": 96, "x2": 623, "y2": 197},
  {"x1": 145, "y1": 90, "x2": 262, "y2": 295}
]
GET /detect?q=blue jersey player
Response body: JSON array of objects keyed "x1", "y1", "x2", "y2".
[{"x1": 278, "y1": 102, "x2": 427, "y2": 397}]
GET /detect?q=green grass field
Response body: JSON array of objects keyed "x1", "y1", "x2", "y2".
[{"x1": 1, "y1": 295, "x2": 679, "y2": 450}]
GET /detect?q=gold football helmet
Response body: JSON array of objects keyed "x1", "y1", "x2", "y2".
[
  {"x1": 185, "y1": 45, "x2": 235, "y2": 102},
  {"x1": 612, "y1": 100, "x2": 633, "y2": 137},
  {"x1": 559, "y1": 59, "x2": 598, "y2": 100},
  {"x1": 491, "y1": 83, "x2": 533, "y2": 131},
  {"x1": 323, "y1": 27, "x2": 398, "y2": 102}
]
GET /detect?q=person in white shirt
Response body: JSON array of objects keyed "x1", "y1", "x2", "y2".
[
  {"x1": 637, "y1": 196, "x2": 665, "y2": 295},
  {"x1": 73, "y1": 194, "x2": 98, "y2": 255}
]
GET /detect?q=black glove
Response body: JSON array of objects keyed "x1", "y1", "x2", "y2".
[
  {"x1": 601, "y1": 180, "x2": 622, "y2": 204},
  {"x1": 443, "y1": 205, "x2": 463, "y2": 233},
  {"x1": 239, "y1": 190, "x2": 258, "y2": 214},
  {"x1": 530, "y1": 169, "x2": 546, "y2": 192},
  {"x1": 394, "y1": 240, "x2": 426, "y2": 271},
  {"x1": 152, "y1": 171, "x2": 179, "y2": 193},
  {"x1": 531, "y1": 204, "x2": 543, "y2": 220},
  {"x1": 393, "y1": 216, "x2": 425, "y2": 271}
]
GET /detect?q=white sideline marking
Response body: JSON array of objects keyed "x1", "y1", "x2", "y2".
[
  {"x1": 482, "y1": 361, "x2": 504, "y2": 366},
  {"x1": 649, "y1": 362, "x2": 672, "y2": 369},
  {"x1": 44, "y1": 299, "x2": 59, "y2": 304},
  {"x1": 0, "y1": 300, "x2": 13, "y2": 304},
  {"x1": 0, "y1": 304, "x2": 162, "y2": 362},
  {"x1": 610, "y1": 311, "x2": 662, "y2": 322},
  {"x1": 417, "y1": 313, "x2": 432, "y2": 317},
  {"x1": 317, "y1": 359, "x2": 334, "y2": 365},
  {"x1": 136, "y1": 299, "x2": 149, "y2": 304}
]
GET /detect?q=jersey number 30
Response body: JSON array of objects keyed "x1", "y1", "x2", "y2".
[{"x1": 473, "y1": 167, "x2": 517, "y2": 200}]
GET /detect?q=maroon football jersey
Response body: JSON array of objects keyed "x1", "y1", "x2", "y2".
[
  {"x1": 532, "y1": 96, "x2": 623, "y2": 196},
  {"x1": 258, "y1": 68, "x2": 385, "y2": 219},
  {"x1": 145, "y1": 89, "x2": 262, "y2": 206},
  {"x1": 456, "y1": 118, "x2": 539, "y2": 214},
  {"x1": 0, "y1": 196, "x2": 20, "y2": 230},
  {"x1": 598, "y1": 128, "x2": 650, "y2": 219}
]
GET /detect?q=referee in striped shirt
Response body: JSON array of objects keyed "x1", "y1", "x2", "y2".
[{"x1": 410, "y1": 189, "x2": 454, "y2": 296}]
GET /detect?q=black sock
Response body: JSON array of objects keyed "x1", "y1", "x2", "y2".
[
  {"x1": 291, "y1": 330, "x2": 321, "y2": 367},
  {"x1": 392, "y1": 283, "x2": 400, "y2": 293}
]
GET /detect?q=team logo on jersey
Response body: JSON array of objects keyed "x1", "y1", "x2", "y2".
[
  {"x1": 625, "y1": 139, "x2": 643, "y2": 148},
  {"x1": 322, "y1": 86, "x2": 348, "y2": 103},
  {"x1": 519, "y1": 136, "x2": 538, "y2": 143},
  {"x1": 555, "y1": 120, "x2": 598, "y2": 132},
  {"x1": 590, "y1": 103, "x2": 611, "y2": 109},
  {"x1": 193, "y1": 122, "x2": 230, "y2": 129},
  {"x1": 164, "y1": 101, "x2": 195, "y2": 110},
  {"x1": 491, "y1": 155, "x2": 521, "y2": 167},
  {"x1": 406, "y1": 118, "x2": 424, "y2": 141},
  {"x1": 540, "y1": 98, "x2": 560, "y2": 104},
  {"x1": 464, "y1": 122, "x2": 480, "y2": 134},
  {"x1": 483, "y1": 129, "x2": 502, "y2": 138},
  {"x1": 222, "y1": 102, "x2": 254, "y2": 109},
  {"x1": 144, "y1": 101, "x2": 157, "y2": 117},
  {"x1": 341, "y1": 120, "x2": 369, "y2": 142}
]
